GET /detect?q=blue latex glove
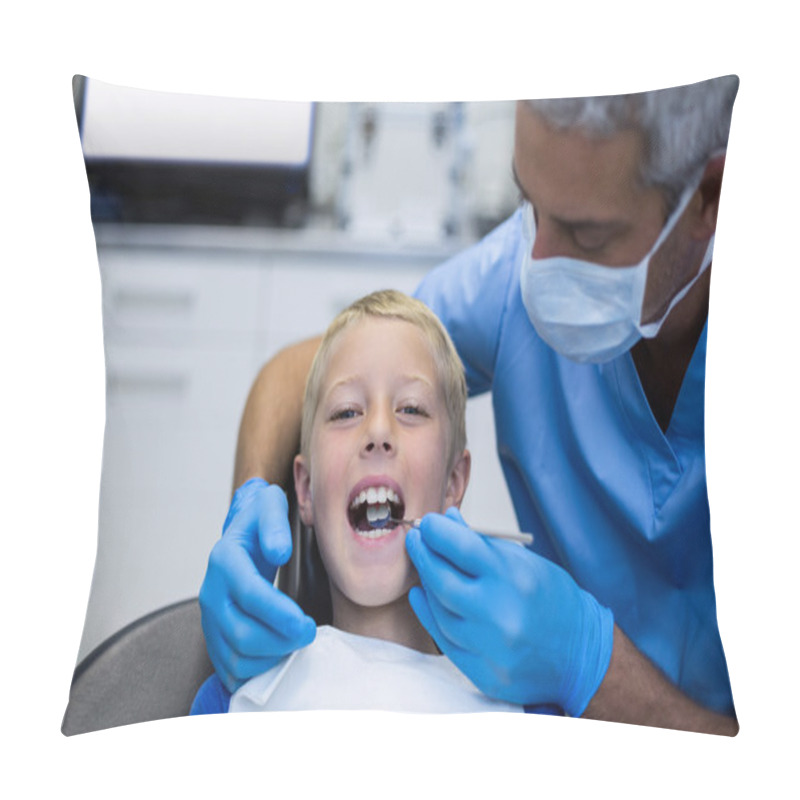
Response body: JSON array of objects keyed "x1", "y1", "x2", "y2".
[
  {"x1": 198, "y1": 478, "x2": 316, "y2": 692},
  {"x1": 405, "y1": 507, "x2": 614, "y2": 717}
]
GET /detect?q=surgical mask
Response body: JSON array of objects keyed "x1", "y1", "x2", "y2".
[{"x1": 519, "y1": 181, "x2": 714, "y2": 364}]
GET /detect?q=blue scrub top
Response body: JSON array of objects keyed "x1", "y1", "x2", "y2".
[{"x1": 415, "y1": 209, "x2": 734, "y2": 715}]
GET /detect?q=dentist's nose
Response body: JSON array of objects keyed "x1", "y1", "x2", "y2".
[
  {"x1": 525, "y1": 205, "x2": 567, "y2": 261},
  {"x1": 531, "y1": 218, "x2": 561, "y2": 260}
]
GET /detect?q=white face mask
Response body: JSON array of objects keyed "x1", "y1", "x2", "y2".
[{"x1": 519, "y1": 181, "x2": 714, "y2": 364}]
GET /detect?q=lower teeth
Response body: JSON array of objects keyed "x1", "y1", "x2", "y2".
[{"x1": 357, "y1": 526, "x2": 391, "y2": 539}]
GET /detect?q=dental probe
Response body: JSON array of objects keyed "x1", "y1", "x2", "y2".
[{"x1": 389, "y1": 518, "x2": 534, "y2": 546}]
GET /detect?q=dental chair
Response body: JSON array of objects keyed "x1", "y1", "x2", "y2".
[{"x1": 61, "y1": 492, "x2": 331, "y2": 736}]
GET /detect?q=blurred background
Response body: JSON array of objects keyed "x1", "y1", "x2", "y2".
[{"x1": 74, "y1": 76, "x2": 520, "y2": 661}]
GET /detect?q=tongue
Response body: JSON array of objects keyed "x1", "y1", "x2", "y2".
[{"x1": 366, "y1": 502, "x2": 392, "y2": 528}]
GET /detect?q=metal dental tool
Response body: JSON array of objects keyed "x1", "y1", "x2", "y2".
[{"x1": 388, "y1": 517, "x2": 534, "y2": 546}]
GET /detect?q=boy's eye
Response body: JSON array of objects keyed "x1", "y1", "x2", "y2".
[
  {"x1": 398, "y1": 404, "x2": 428, "y2": 417},
  {"x1": 330, "y1": 407, "x2": 359, "y2": 421}
]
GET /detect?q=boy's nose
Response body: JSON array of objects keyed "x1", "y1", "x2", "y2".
[
  {"x1": 362, "y1": 406, "x2": 395, "y2": 455},
  {"x1": 365, "y1": 440, "x2": 392, "y2": 453}
]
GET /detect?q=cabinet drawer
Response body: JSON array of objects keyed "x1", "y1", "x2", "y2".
[
  {"x1": 99, "y1": 247, "x2": 263, "y2": 342},
  {"x1": 103, "y1": 342, "x2": 255, "y2": 430}
]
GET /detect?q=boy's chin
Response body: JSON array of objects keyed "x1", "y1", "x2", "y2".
[
  {"x1": 341, "y1": 575, "x2": 416, "y2": 611},
  {"x1": 349, "y1": 587, "x2": 409, "y2": 610}
]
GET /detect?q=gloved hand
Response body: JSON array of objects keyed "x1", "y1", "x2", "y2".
[
  {"x1": 199, "y1": 478, "x2": 316, "y2": 692},
  {"x1": 405, "y1": 507, "x2": 614, "y2": 716}
]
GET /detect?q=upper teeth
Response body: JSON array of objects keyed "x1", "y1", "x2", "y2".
[{"x1": 350, "y1": 486, "x2": 400, "y2": 508}]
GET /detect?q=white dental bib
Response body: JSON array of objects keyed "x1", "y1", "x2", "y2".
[{"x1": 229, "y1": 625, "x2": 523, "y2": 714}]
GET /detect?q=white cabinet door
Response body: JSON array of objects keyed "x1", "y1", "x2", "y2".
[
  {"x1": 80, "y1": 247, "x2": 264, "y2": 658},
  {"x1": 79, "y1": 341, "x2": 254, "y2": 659},
  {"x1": 100, "y1": 248, "x2": 262, "y2": 345}
]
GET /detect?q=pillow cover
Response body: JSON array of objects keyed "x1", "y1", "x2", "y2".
[{"x1": 62, "y1": 75, "x2": 738, "y2": 735}]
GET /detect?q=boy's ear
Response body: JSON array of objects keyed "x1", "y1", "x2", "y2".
[
  {"x1": 444, "y1": 449, "x2": 471, "y2": 510},
  {"x1": 293, "y1": 454, "x2": 315, "y2": 527}
]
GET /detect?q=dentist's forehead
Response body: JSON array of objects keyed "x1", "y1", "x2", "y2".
[{"x1": 513, "y1": 104, "x2": 649, "y2": 218}]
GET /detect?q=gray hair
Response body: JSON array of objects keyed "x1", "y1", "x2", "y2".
[{"x1": 526, "y1": 75, "x2": 739, "y2": 213}]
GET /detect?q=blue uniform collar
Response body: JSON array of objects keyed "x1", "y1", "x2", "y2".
[{"x1": 607, "y1": 320, "x2": 708, "y2": 509}]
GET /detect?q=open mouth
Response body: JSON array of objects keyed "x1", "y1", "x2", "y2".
[{"x1": 348, "y1": 485, "x2": 405, "y2": 536}]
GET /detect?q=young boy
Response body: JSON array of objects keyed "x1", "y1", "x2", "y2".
[{"x1": 191, "y1": 290, "x2": 522, "y2": 714}]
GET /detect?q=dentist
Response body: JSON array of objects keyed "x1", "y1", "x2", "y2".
[{"x1": 199, "y1": 76, "x2": 739, "y2": 734}]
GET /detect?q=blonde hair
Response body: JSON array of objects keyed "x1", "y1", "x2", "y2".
[{"x1": 300, "y1": 289, "x2": 467, "y2": 466}]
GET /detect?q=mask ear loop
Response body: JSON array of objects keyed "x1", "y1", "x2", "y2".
[
  {"x1": 521, "y1": 200, "x2": 535, "y2": 245},
  {"x1": 637, "y1": 234, "x2": 714, "y2": 339},
  {"x1": 634, "y1": 147, "x2": 727, "y2": 337},
  {"x1": 630, "y1": 169, "x2": 710, "y2": 338}
]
